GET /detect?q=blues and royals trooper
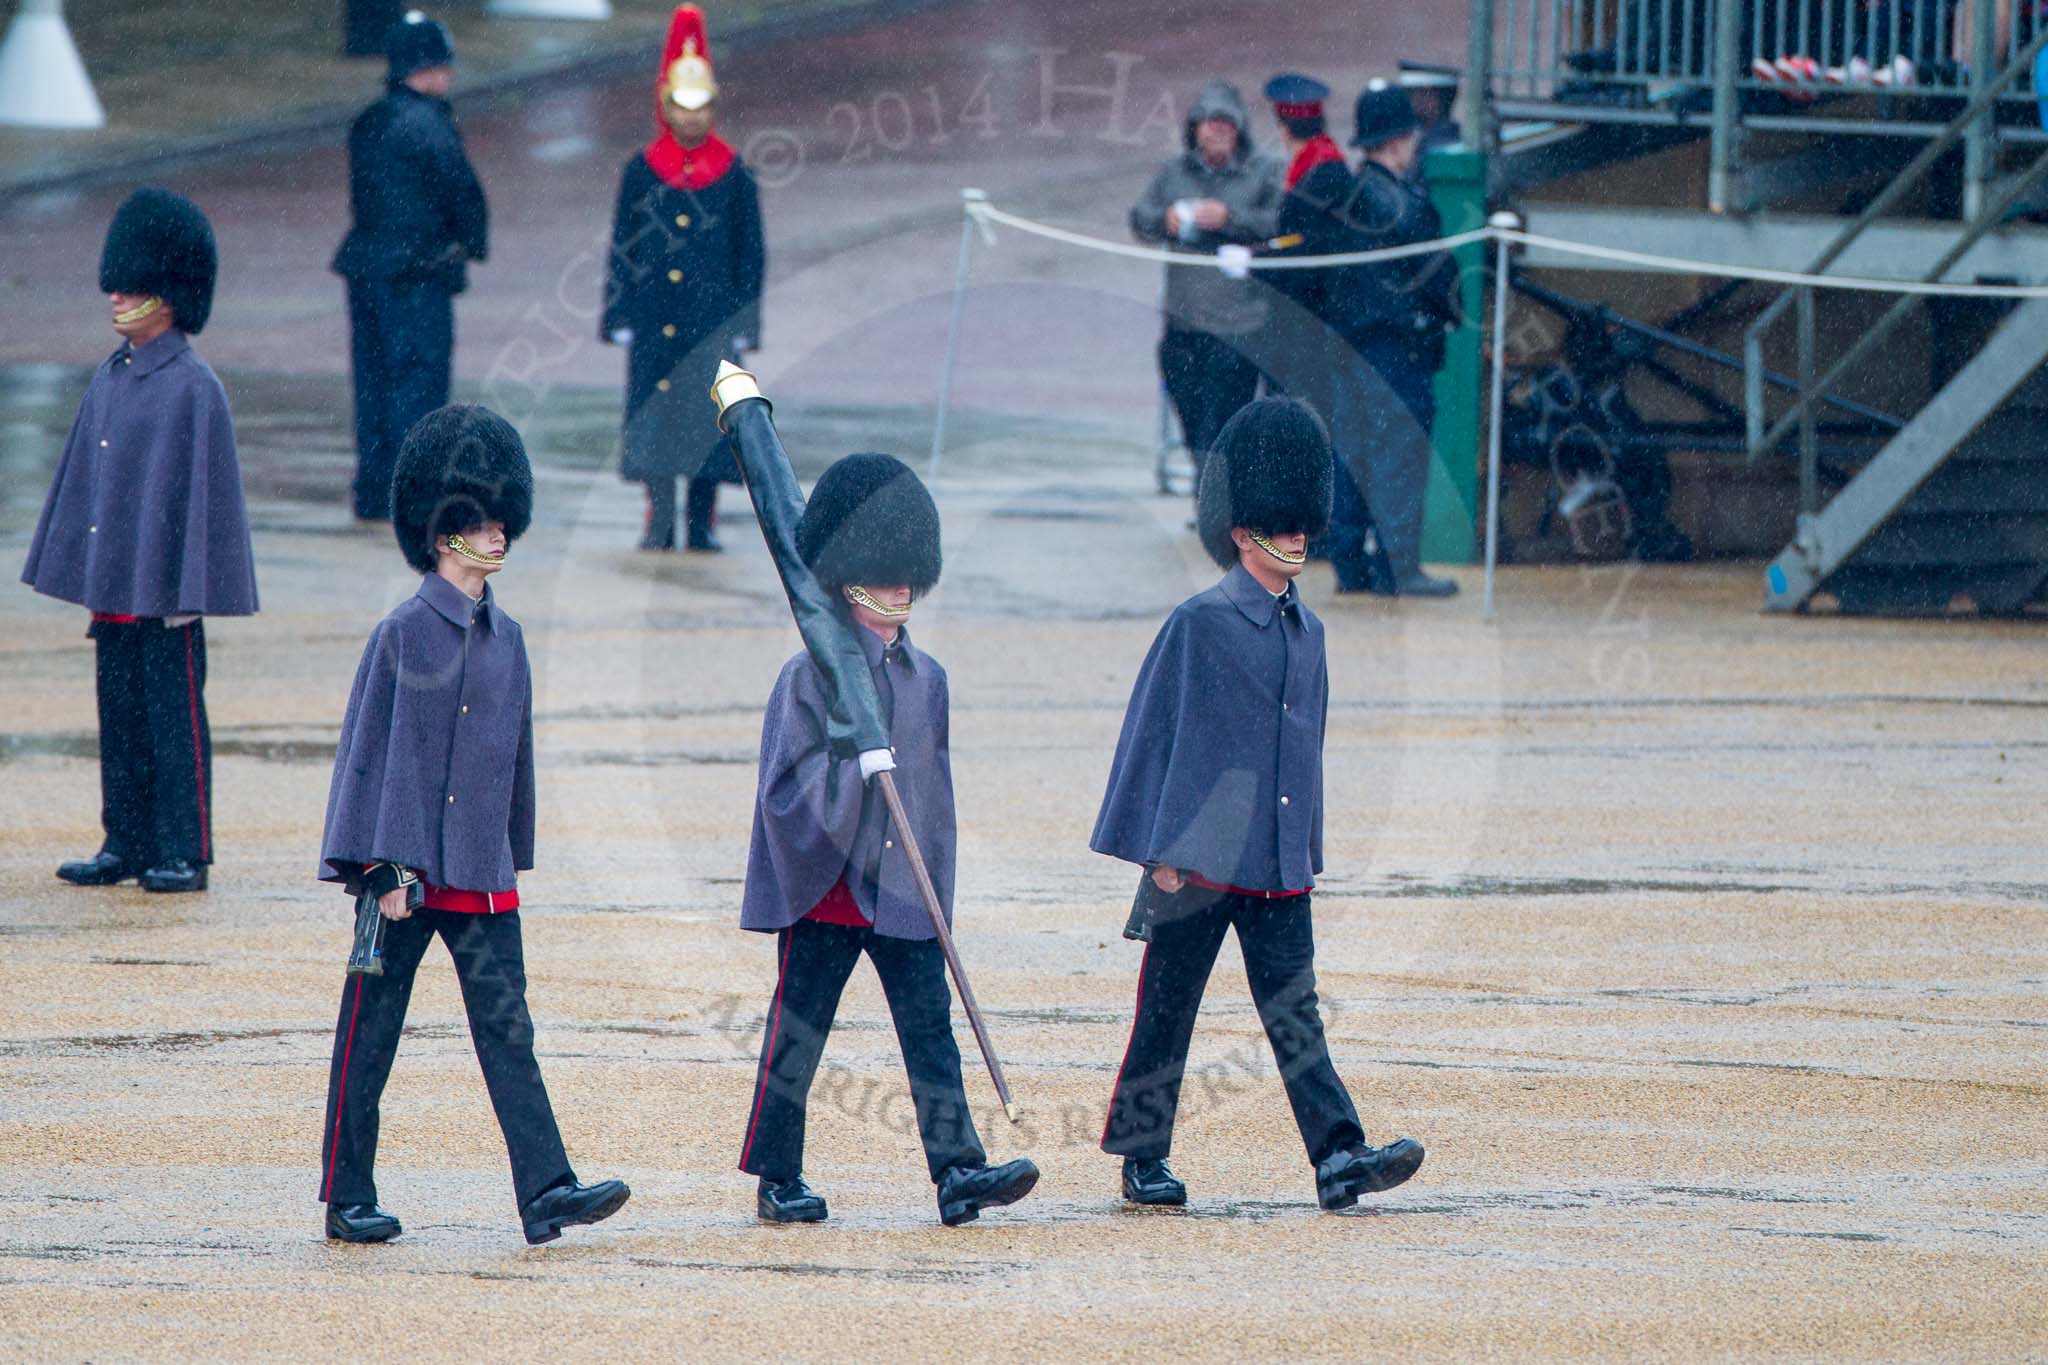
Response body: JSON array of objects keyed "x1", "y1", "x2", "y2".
[{"x1": 602, "y1": 3, "x2": 765, "y2": 552}]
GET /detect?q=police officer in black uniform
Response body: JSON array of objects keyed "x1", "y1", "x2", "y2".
[
  {"x1": 1277, "y1": 82, "x2": 1459, "y2": 597},
  {"x1": 333, "y1": 12, "x2": 487, "y2": 521}
]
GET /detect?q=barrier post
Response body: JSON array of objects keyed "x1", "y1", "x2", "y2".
[
  {"x1": 1482, "y1": 212, "x2": 1519, "y2": 621},
  {"x1": 0, "y1": 0, "x2": 104, "y2": 129},
  {"x1": 929, "y1": 188, "x2": 985, "y2": 477}
]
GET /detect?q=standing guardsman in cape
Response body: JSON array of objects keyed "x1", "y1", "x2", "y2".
[
  {"x1": 24, "y1": 187, "x2": 258, "y2": 895},
  {"x1": 1092, "y1": 398, "x2": 1425, "y2": 1211},
  {"x1": 334, "y1": 11, "x2": 488, "y2": 522},
  {"x1": 736, "y1": 454, "x2": 1038, "y2": 1227},
  {"x1": 603, "y1": 4, "x2": 765, "y2": 552},
  {"x1": 315, "y1": 405, "x2": 629, "y2": 1246}
]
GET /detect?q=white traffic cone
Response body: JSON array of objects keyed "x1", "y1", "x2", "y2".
[{"x1": 0, "y1": 0, "x2": 105, "y2": 129}]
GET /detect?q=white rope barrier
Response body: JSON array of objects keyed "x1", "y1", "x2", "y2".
[
  {"x1": 937, "y1": 190, "x2": 2048, "y2": 617},
  {"x1": 967, "y1": 199, "x2": 2048, "y2": 298}
]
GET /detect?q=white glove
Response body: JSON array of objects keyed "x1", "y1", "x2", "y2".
[
  {"x1": 730, "y1": 336, "x2": 753, "y2": 355},
  {"x1": 609, "y1": 328, "x2": 633, "y2": 346},
  {"x1": 1216, "y1": 244, "x2": 1252, "y2": 281},
  {"x1": 857, "y1": 747, "x2": 896, "y2": 782}
]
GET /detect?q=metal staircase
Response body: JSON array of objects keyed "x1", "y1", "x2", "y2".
[{"x1": 1742, "y1": 31, "x2": 2048, "y2": 613}]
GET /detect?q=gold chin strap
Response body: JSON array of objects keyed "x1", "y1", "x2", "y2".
[
  {"x1": 844, "y1": 585, "x2": 911, "y2": 618},
  {"x1": 445, "y1": 533, "x2": 505, "y2": 566},
  {"x1": 113, "y1": 297, "x2": 162, "y2": 326},
  {"x1": 1248, "y1": 531, "x2": 1307, "y2": 565}
]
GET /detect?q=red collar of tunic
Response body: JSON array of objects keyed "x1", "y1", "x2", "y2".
[
  {"x1": 1286, "y1": 135, "x2": 1346, "y2": 188},
  {"x1": 645, "y1": 129, "x2": 737, "y2": 190}
]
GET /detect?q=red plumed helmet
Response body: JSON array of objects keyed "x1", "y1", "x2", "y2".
[{"x1": 657, "y1": 5, "x2": 718, "y2": 113}]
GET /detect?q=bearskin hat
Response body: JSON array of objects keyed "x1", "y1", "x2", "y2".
[
  {"x1": 387, "y1": 11, "x2": 455, "y2": 82},
  {"x1": 796, "y1": 453, "x2": 942, "y2": 596},
  {"x1": 392, "y1": 405, "x2": 534, "y2": 573},
  {"x1": 98, "y1": 187, "x2": 218, "y2": 335},
  {"x1": 1196, "y1": 397, "x2": 1334, "y2": 569}
]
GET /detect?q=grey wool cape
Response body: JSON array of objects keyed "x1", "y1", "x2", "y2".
[
  {"x1": 21, "y1": 332, "x2": 259, "y2": 618},
  {"x1": 318, "y1": 574, "x2": 535, "y2": 895},
  {"x1": 1090, "y1": 566, "x2": 1327, "y2": 895},
  {"x1": 740, "y1": 623, "x2": 955, "y2": 941}
]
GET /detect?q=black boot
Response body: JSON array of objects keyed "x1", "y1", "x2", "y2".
[
  {"x1": 684, "y1": 476, "x2": 722, "y2": 552},
  {"x1": 1316, "y1": 1139, "x2": 1425, "y2": 1210},
  {"x1": 1120, "y1": 1157, "x2": 1187, "y2": 1207},
  {"x1": 640, "y1": 479, "x2": 677, "y2": 551},
  {"x1": 57, "y1": 848, "x2": 139, "y2": 886},
  {"x1": 139, "y1": 859, "x2": 207, "y2": 893},
  {"x1": 520, "y1": 1178, "x2": 630, "y2": 1245},
  {"x1": 757, "y1": 1175, "x2": 828, "y2": 1223},
  {"x1": 325, "y1": 1203, "x2": 402, "y2": 1243},
  {"x1": 1394, "y1": 571, "x2": 1459, "y2": 598},
  {"x1": 936, "y1": 1158, "x2": 1039, "y2": 1227}
]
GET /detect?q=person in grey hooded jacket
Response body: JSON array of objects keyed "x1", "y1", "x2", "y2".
[{"x1": 1130, "y1": 80, "x2": 1285, "y2": 492}]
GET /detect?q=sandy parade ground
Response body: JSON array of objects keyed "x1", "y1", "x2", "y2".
[{"x1": 1, "y1": 384, "x2": 2044, "y2": 1359}]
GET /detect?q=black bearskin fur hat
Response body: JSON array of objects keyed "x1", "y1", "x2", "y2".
[
  {"x1": 99, "y1": 187, "x2": 218, "y2": 335},
  {"x1": 392, "y1": 405, "x2": 535, "y2": 573},
  {"x1": 796, "y1": 453, "x2": 942, "y2": 596},
  {"x1": 1196, "y1": 397, "x2": 1334, "y2": 569}
]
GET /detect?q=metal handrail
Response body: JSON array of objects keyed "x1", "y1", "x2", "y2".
[{"x1": 1742, "y1": 23, "x2": 2048, "y2": 459}]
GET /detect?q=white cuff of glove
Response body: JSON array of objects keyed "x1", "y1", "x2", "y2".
[
  {"x1": 857, "y1": 747, "x2": 896, "y2": 782},
  {"x1": 1216, "y1": 243, "x2": 1252, "y2": 280},
  {"x1": 609, "y1": 328, "x2": 633, "y2": 346}
]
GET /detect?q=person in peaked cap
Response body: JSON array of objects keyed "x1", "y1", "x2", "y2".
[
  {"x1": 736, "y1": 453, "x2": 1039, "y2": 1228},
  {"x1": 24, "y1": 187, "x2": 258, "y2": 895},
  {"x1": 1272, "y1": 81, "x2": 1461, "y2": 598},
  {"x1": 315, "y1": 404, "x2": 631, "y2": 1247},
  {"x1": 603, "y1": 3, "x2": 765, "y2": 552},
  {"x1": 1093, "y1": 398, "x2": 1426, "y2": 1211},
  {"x1": 1263, "y1": 72, "x2": 1345, "y2": 189},
  {"x1": 333, "y1": 10, "x2": 488, "y2": 522},
  {"x1": 1397, "y1": 60, "x2": 1465, "y2": 171}
]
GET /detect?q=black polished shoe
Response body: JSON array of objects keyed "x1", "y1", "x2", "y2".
[
  {"x1": 936, "y1": 1158, "x2": 1039, "y2": 1227},
  {"x1": 684, "y1": 530, "x2": 724, "y2": 553},
  {"x1": 325, "y1": 1203, "x2": 402, "y2": 1243},
  {"x1": 139, "y1": 859, "x2": 207, "y2": 893},
  {"x1": 638, "y1": 527, "x2": 676, "y2": 552},
  {"x1": 1316, "y1": 1138, "x2": 1425, "y2": 1210},
  {"x1": 521, "y1": 1178, "x2": 630, "y2": 1245},
  {"x1": 1395, "y1": 571, "x2": 1459, "y2": 598},
  {"x1": 56, "y1": 849, "x2": 139, "y2": 886},
  {"x1": 1121, "y1": 1157, "x2": 1187, "y2": 1207},
  {"x1": 756, "y1": 1175, "x2": 828, "y2": 1223}
]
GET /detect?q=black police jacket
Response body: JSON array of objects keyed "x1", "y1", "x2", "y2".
[
  {"x1": 332, "y1": 87, "x2": 488, "y2": 293},
  {"x1": 1276, "y1": 159, "x2": 1457, "y2": 367}
]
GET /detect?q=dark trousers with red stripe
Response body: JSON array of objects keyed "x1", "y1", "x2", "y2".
[
  {"x1": 739, "y1": 919, "x2": 986, "y2": 1184},
  {"x1": 1102, "y1": 890, "x2": 1364, "y2": 1165},
  {"x1": 90, "y1": 618, "x2": 211, "y2": 867},
  {"x1": 319, "y1": 909, "x2": 573, "y2": 1210}
]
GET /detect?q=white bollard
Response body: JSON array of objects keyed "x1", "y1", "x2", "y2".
[
  {"x1": 485, "y1": 0, "x2": 613, "y2": 19},
  {"x1": 0, "y1": 0, "x2": 105, "y2": 130}
]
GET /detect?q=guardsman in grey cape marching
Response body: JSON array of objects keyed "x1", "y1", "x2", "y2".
[
  {"x1": 315, "y1": 405, "x2": 629, "y2": 1246},
  {"x1": 603, "y1": 3, "x2": 765, "y2": 552},
  {"x1": 737, "y1": 454, "x2": 1039, "y2": 1227},
  {"x1": 24, "y1": 187, "x2": 258, "y2": 895},
  {"x1": 1092, "y1": 398, "x2": 1425, "y2": 1211}
]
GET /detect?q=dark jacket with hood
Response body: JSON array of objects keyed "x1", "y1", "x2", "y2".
[{"x1": 1129, "y1": 80, "x2": 1284, "y2": 338}]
